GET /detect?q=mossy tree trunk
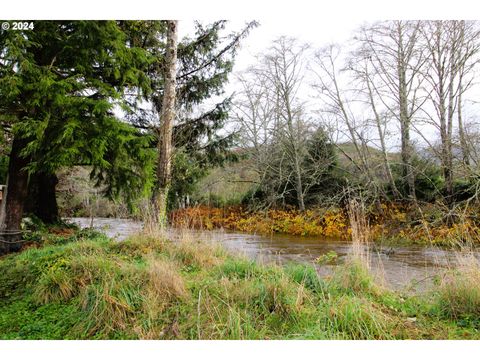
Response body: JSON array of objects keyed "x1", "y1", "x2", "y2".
[{"x1": 150, "y1": 20, "x2": 178, "y2": 229}]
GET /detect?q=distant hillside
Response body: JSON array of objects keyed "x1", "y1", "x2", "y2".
[
  {"x1": 193, "y1": 158, "x2": 259, "y2": 206},
  {"x1": 192, "y1": 143, "x2": 402, "y2": 205}
]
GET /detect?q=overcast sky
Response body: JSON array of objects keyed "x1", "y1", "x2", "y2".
[
  {"x1": 178, "y1": 17, "x2": 480, "y2": 152},
  {"x1": 180, "y1": 18, "x2": 363, "y2": 73},
  {"x1": 4, "y1": 0, "x2": 478, "y2": 151}
]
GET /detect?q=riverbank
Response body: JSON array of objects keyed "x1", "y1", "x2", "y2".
[
  {"x1": 170, "y1": 204, "x2": 480, "y2": 247},
  {"x1": 1, "y1": 227, "x2": 479, "y2": 339},
  {"x1": 66, "y1": 217, "x2": 479, "y2": 292}
]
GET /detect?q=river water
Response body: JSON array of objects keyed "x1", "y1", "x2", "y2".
[{"x1": 66, "y1": 217, "x2": 479, "y2": 293}]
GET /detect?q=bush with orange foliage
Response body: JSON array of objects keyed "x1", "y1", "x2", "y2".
[
  {"x1": 170, "y1": 206, "x2": 349, "y2": 239},
  {"x1": 170, "y1": 203, "x2": 480, "y2": 246}
]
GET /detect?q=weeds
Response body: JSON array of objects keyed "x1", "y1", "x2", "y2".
[{"x1": 319, "y1": 295, "x2": 396, "y2": 339}]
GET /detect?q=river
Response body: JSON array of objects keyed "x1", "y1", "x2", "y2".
[{"x1": 66, "y1": 217, "x2": 479, "y2": 293}]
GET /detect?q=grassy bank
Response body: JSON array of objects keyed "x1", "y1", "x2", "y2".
[{"x1": 1, "y1": 228, "x2": 479, "y2": 339}]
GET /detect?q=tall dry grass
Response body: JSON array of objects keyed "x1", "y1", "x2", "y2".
[
  {"x1": 347, "y1": 199, "x2": 370, "y2": 265},
  {"x1": 435, "y1": 250, "x2": 480, "y2": 320},
  {"x1": 331, "y1": 199, "x2": 384, "y2": 295}
]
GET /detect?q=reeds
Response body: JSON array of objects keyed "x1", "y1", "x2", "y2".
[{"x1": 347, "y1": 199, "x2": 370, "y2": 264}]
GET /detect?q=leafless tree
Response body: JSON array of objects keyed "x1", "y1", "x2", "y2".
[
  {"x1": 311, "y1": 44, "x2": 379, "y2": 194},
  {"x1": 419, "y1": 20, "x2": 480, "y2": 201},
  {"x1": 232, "y1": 70, "x2": 276, "y2": 164},
  {"x1": 346, "y1": 48, "x2": 401, "y2": 198},
  {"x1": 260, "y1": 37, "x2": 310, "y2": 210},
  {"x1": 352, "y1": 21, "x2": 426, "y2": 203},
  {"x1": 232, "y1": 37, "x2": 337, "y2": 210}
]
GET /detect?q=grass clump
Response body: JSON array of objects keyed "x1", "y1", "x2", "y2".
[
  {"x1": 284, "y1": 262, "x2": 327, "y2": 294},
  {"x1": 329, "y1": 259, "x2": 380, "y2": 296},
  {"x1": 34, "y1": 268, "x2": 76, "y2": 304},
  {"x1": 319, "y1": 295, "x2": 396, "y2": 339},
  {"x1": 170, "y1": 237, "x2": 224, "y2": 269},
  {"x1": 146, "y1": 256, "x2": 189, "y2": 301},
  {"x1": 433, "y1": 252, "x2": 480, "y2": 322},
  {"x1": 217, "y1": 257, "x2": 267, "y2": 280}
]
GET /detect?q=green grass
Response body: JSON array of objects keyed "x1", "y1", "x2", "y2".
[
  {"x1": 0, "y1": 229, "x2": 479, "y2": 339},
  {"x1": 432, "y1": 253, "x2": 480, "y2": 326}
]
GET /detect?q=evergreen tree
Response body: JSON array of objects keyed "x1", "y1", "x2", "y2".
[
  {"x1": 0, "y1": 20, "x2": 256, "y2": 240},
  {"x1": 124, "y1": 20, "x2": 257, "y2": 209},
  {"x1": 0, "y1": 21, "x2": 152, "y2": 245}
]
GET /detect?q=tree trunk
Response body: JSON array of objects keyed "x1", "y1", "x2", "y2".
[
  {"x1": 366, "y1": 73, "x2": 401, "y2": 200},
  {"x1": 456, "y1": 23, "x2": 471, "y2": 168},
  {"x1": 25, "y1": 172, "x2": 60, "y2": 224},
  {"x1": 0, "y1": 137, "x2": 30, "y2": 254},
  {"x1": 283, "y1": 85, "x2": 305, "y2": 212},
  {"x1": 400, "y1": 118, "x2": 416, "y2": 202},
  {"x1": 397, "y1": 31, "x2": 416, "y2": 203},
  {"x1": 293, "y1": 156, "x2": 305, "y2": 212},
  {"x1": 438, "y1": 94, "x2": 452, "y2": 201},
  {"x1": 457, "y1": 82, "x2": 470, "y2": 167},
  {"x1": 149, "y1": 20, "x2": 178, "y2": 229}
]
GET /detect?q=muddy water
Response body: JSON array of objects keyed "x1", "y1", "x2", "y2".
[{"x1": 67, "y1": 217, "x2": 479, "y2": 292}]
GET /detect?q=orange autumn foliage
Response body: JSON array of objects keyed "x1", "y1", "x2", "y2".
[
  {"x1": 170, "y1": 203, "x2": 480, "y2": 246},
  {"x1": 170, "y1": 206, "x2": 349, "y2": 239}
]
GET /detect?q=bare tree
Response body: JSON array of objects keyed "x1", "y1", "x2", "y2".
[
  {"x1": 446, "y1": 21, "x2": 479, "y2": 169},
  {"x1": 420, "y1": 20, "x2": 480, "y2": 201},
  {"x1": 232, "y1": 37, "x2": 337, "y2": 210},
  {"x1": 232, "y1": 70, "x2": 276, "y2": 163},
  {"x1": 346, "y1": 48, "x2": 401, "y2": 199},
  {"x1": 262, "y1": 37, "x2": 310, "y2": 211},
  {"x1": 312, "y1": 45, "x2": 377, "y2": 193},
  {"x1": 353, "y1": 21, "x2": 426, "y2": 203}
]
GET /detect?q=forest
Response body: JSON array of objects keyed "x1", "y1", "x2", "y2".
[{"x1": 1, "y1": 20, "x2": 480, "y2": 340}]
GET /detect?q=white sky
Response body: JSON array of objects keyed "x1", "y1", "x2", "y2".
[
  {"x1": 219, "y1": 19, "x2": 362, "y2": 72},
  {"x1": 178, "y1": 18, "x2": 364, "y2": 97},
  {"x1": 4, "y1": 0, "x2": 480, "y2": 152},
  {"x1": 177, "y1": 17, "x2": 480, "y2": 153}
]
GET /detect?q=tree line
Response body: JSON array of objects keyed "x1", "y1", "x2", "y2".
[{"x1": 232, "y1": 20, "x2": 480, "y2": 212}]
